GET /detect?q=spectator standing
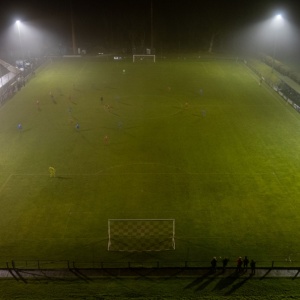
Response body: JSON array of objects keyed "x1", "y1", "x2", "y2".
[
  {"x1": 243, "y1": 256, "x2": 249, "y2": 271},
  {"x1": 211, "y1": 257, "x2": 217, "y2": 273},
  {"x1": 250, "y1": 259, "x2": 256, "y2": 275},
  {"x1": 236, "y1": 257, "x2": 243, "y2": 273},
  {"x1": 222, "y1": 257, "x2": 229, "y2": 271}
]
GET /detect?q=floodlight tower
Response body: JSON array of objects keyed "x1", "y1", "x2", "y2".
[
  {"x1": 70, "y1": 0, "x2": 77, "y2": 55},
  {"x1": 16, "y1": 20, "x2": 23, "y2": 60},
  {"x1": 271, "y1": 14, "x2": 283, "y2": 73},
  {"x1": 150, "y1": 0, "x2": 154, "y2": 53},
  {"x1": 0, "y1": 68, "x2": 2, "y2": 88}
]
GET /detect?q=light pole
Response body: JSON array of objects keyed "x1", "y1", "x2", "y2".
[
  {"x1": 0, "y1": 67, "x2": 2, "y2": 88},
  {"x1": 271, "y1": 14, "x2": 283, "y2": 73},
  {"x1": 16, "y1": 20, "x2": 23, "y2": 60}
]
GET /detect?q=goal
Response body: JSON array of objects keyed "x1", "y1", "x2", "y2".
[
  {"x1": 133, "y1": 55, "x2": 156, "y2": 63},
  {"x1": 108, "y1": 219, "x2": 175, "y2": 252}
]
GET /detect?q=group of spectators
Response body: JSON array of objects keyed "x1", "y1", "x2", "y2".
[{"x1": 210, "y1": 256, "x2": 256, "y2": 274}]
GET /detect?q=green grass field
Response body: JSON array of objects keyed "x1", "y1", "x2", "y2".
[
  {"x1": 2, "y1": 276, "x2": 300, "y2": 299},
  {"x1": 1, "y1": 56, "x2": 300, "y2": 267}
]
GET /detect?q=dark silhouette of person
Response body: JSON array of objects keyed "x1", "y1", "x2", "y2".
[
  {"x1": 211, "y1": 257, "x2": 217, "y2": 273},
  {"x1": 222, "y1": 257, "x2": 229, "y2": 271},
  {"x1": 250, "y1": 259, "x2": 256, "y2": 275},
  {"x1": 236, "y1": 257, "x2": 243, "y2": 272},
  {"x1": 243, "y1": 256, "x2": 249, "y2": 271}
]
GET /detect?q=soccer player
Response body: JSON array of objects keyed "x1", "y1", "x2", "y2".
[
  {"x1": 104, "y1": 135, "x2": 109, "y2": 145},
  {"x1": 17, "y1": 123, "x2": 22, "y2": 131},
  {"x1": 75, "y1": 123, "x2": 80, "y2": 130},
  {"x1": 49, "y1": 167, "x2": 56, "y2": 178},
  {"x1": 105, "y1": 104, "x2": 112, "y2": 111}
]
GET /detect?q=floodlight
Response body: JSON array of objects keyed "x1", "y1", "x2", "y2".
[
  {"x1": 271, "y1": 14, "x2": 284, "y2": 72},
  {"x1": 15, "y1": 20, "x2": 23, "y2": 59}
]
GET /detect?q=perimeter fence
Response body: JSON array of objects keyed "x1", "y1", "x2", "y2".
[
  {"x1": 3, "y1": 259, "x2": 300, "y2": 271},
  {"x1": 245, "y1": 59, "x2": 300, "y2": 113},
  {"x1": 0, "y1": 57, "x2": 49, "y2": 106}
]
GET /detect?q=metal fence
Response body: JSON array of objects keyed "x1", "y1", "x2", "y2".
[
  {"x1": 3, "y1": 259, "x2": 300, "y2": 271},
  {"x1": 0, "y1": 57, "x2": 49, "y2": 106},
  {"x1": 245, "y1": 59, "x2": 300, "y2": 113}
]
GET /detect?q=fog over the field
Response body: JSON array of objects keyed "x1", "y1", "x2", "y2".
[
  {"x1": 224, "y1": 15, "x2": 300, "y2": 66},
  {"x1": 1, "y1": 0, "x2": 300, "y2": 63}
]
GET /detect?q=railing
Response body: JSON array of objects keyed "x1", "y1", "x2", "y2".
[
  {"x1": 4, "y1": 259, "x2": 300, "y2": 270},
  {"x1": 0, "y1": 57, "x2": 49, "y2": 106},
  {"x1": 245, "y1": 59, "x2": 300, "y2": 113}
]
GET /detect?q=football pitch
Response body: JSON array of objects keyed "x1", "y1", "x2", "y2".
[{"x1": 0, "y1": 56, "x2": 300, "y2": 266}]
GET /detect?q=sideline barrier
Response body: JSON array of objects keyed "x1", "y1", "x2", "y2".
[
  {"x1": 5, "y1": 259, "x2": 300, "y2": 270},
  {"x1": 245, "y1": 60, "x2": 300, "y2": 113}
]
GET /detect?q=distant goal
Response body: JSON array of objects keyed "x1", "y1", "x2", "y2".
[
  {"x1": 108, "y1": 219, "x2": 175, "y2": 251},
  {"x1": 133, "y1": 55, "x2": 156, "y2": 63}
]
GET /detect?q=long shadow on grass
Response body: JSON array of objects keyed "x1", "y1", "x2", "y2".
[
  {"x1": 213, "y1": 271, "x2": 240, "y2": 291},
  {"x1": 38, "y1": 270, "x2": 78, "y2": 282},
  {"x1": 108, "y1": 111, "x2": 121, "y2": 117},
  {"x1": 259, "y1": 268, "x2": 272, "y2": 280},
  {"x1": 69, "y1": 268, "x2": 92, "y2": 282},
  {"x1": 19, "y1": 128, "x2": 32, "y2": 133},
  {"x1": 8, "y1": 268, "x2": 20, "y2": 281},
  {"x1": 77, "y1": 129, "x2": 93, "y2": 132},
  {"x1": 195, "y1": 272, "x2": 219, "y2": 292},
  {"x1": 224, "y1": 274, "x2": 253, "y2": 295},
  {"x1": 11, "y1": 269, "x2": 27, "y2": 283},
  {"x1": 184, "y1": 270, "x2": 212, "y2": 290},
  {"x1": 127, "y1": 267, "x2": 185, "y2": 283},
  {"x1": 56, "y1": 176, "x2": 72, "y2": 180},
  {"x1": 293, "y1": 269, "x2": 300, "y2": 280},
  {"x1": 99, "y1": 269, "x2": 143, "y2": 295}
]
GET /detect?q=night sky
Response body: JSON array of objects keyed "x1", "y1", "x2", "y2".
[{"x1": 1, "y1": 0, "x2": 300, "y2": 56}]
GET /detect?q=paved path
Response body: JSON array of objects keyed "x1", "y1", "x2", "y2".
[{"x1": 0, "y1": 267, "x2": 299, "y2": 281}]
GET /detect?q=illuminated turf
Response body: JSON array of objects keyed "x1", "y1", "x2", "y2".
[{"x1": 0, "y1": 57, "x2": 299, "y2": 266}]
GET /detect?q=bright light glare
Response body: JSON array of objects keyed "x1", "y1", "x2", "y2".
[
  {"x1": 16, "y1": 20, "x2": 20, "y2": 25},
  {"x1": 275, "y1": 14, "x2": 282, "y2": 20}
]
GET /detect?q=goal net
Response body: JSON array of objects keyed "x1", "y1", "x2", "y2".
[
  {"x1": 108, "y1": 219, "x2": 175, "y2": 251},
  {"x1": 133, "y1": 55, "x2": 156, "y2": 63}
]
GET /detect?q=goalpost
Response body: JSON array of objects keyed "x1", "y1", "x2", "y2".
[
  {"x1": 133, "y1": 55, "x2": 156, "y2": 63},
  {"x1": 108, "y1": 219, "x2": 175, "y2": 251}
]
